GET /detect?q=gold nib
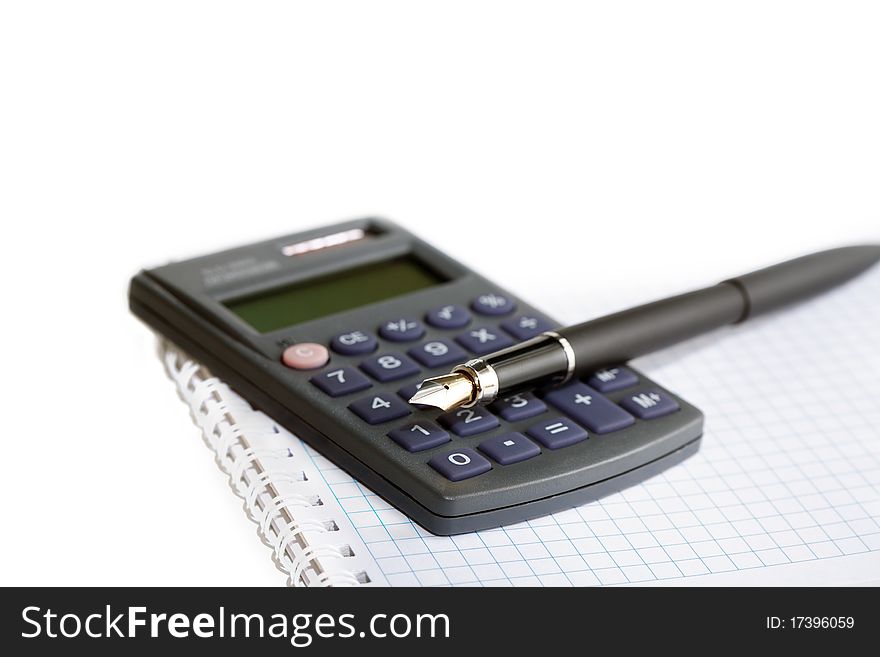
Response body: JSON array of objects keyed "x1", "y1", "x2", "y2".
[{"x1": 408, "y1": 372, "x2": 476, "y2": 411}]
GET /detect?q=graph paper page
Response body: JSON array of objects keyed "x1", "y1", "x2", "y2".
[{"x1": 287, "y1": 265, "x2": 880, "y2": 586}]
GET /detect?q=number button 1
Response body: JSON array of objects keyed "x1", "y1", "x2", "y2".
[
  {"x1": 437, "y1": 407, "x2": 500, "y2": 437},
  {"x1": 359, "y1": 352, "x2": 421, "y2": 382},
  {"x1": 310, "y1": 366, "x2": 372, "y2": 397},
  {"x1": 348, "y1": 393, "x2": 411, "y2": 425},
  {"x1": 428, "y1": 448, "x2": 492, "y2": 482},
  {"x1": 388, "y1": 421, "x2": 451, "y2": 452}
]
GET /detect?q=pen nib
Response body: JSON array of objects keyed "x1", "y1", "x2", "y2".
[{"x1": 408, "y1": 372, "x2": 476, "y2": 411}]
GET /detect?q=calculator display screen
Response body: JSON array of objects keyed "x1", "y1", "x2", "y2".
[{"x1": 224, "y1": 256, "x2": 446, "y2": 332}]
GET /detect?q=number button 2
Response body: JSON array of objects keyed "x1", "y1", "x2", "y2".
[
  {"x1": 310, "y1": 366, "x2": 372, "y2": 397},
  {"x1": 437, "y1": 407, "x2": 500, "y2": 437}
]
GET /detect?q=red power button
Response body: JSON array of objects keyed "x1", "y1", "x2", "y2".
[{"x1": 281, "y1": 343, "x2": 329, "y2": 370}]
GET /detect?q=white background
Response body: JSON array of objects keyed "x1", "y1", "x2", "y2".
[{"x1": 1, "y1": 1, "x2": 877, "y2": 585}]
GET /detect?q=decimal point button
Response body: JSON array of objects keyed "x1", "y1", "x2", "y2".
[{"x1": 282, "y1": 343, "x2": 329, "y2": 370}]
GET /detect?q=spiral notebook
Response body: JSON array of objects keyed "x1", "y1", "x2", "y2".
[{"x1": 160, "y1": 266, "x2": 880, "y2": 586}]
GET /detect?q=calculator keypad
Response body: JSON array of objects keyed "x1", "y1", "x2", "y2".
[{"x1": 304, "y1": 293, "x2": 683, "y2": 487}]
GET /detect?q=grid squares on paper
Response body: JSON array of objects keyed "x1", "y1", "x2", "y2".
[{"x1": 294, "y1": 268, "x2": 880, "y2": 586}]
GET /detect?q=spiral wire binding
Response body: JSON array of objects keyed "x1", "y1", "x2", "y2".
[{"x1": 161, "y1": 343, "x2": 367, "y2": 587}]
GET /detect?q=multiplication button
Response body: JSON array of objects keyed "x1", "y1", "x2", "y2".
[
  {"x1": 455, "y1": 326, "x2": 514, "y2": 356},
  {"x1": 428, "y1": 448, "x2": 492, "y2": 482}
]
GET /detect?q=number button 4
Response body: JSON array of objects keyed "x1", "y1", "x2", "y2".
[
  {"x1": 310, "y1": 366, "x2": 372, "y2": 397},
  {"x1": 348, "y1": 393, "x2": 412, "y2": 425}
]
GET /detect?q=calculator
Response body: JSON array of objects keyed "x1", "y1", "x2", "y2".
[{"x1": 130, "y1": 218, "x2": 702, "y2": 534}]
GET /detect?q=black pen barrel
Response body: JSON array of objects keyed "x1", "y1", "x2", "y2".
[{"x1": 557, "y1": 283, "x2": 745, "y2": 377}]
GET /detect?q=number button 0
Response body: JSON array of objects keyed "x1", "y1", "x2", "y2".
[
  {"x1": 310, "y1": 366, "x2": 371, "y2": 397},
  {"x1": 437, "y1": 407, "x2": 500, "y2": 437},
  {"x1": 348, "y1": 393, "x2": 412, "y2": 425},
  {"x1": 359, "y1": 352, "x2": 421, "y2": 382},
  {"x1": 388, "y1": 421, "x2": 451, "y2": 452},
  {"x1": 407, "y1": 338, "x2": 468, "y2": 368},
  {"x1": 428, "y1": 448, "x2": 492, "y2": 482}
]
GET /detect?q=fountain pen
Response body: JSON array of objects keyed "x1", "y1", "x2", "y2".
[{"x1": 410, "y1": 244, "x2": 880, "y2": 411}]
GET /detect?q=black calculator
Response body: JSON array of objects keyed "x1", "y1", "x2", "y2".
[{"x1": 130, "y1": 218, "x2": 702, "y2": 534}]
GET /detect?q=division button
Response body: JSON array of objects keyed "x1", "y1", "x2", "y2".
[
  {"x1": 330, "y1": 330, "x2": 377, "y2": 356},
  {"x1": 500, "y1": 314, "x2": 554, "y2": 341},
  {"x1": 281, "y1": 343, "x2": 330, "y2": 370},
  {"x1": 428, "y1": 448, "x2": 492, "y2": 482}
]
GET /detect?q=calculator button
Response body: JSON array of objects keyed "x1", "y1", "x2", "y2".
[
  {"x1": 310, "y1": 367, "x2": 371, "y2": 397},
  {"x1": 379, "y1": 318, "x2": 425, "y2": 342},
  {"x1": 359, "y1": 352, "x2": 421, "y2": 382},
  {"x1": 425, "y1": 304, "x2": 471, "y2": 329},
  {"x1": 389, "y1": 421, "x2": 451, "y2": 452},
  {"x1": 330, "y1": 330, "x2": 377, "y2": 356},
  {"x1": 455, "y1": 326, "x2": 515, "y2": 356},
  {"x1": 478, "y1": 432, "x2": 541, "y2": 465},
  {"x1": 545, "y1": 382, "x2": 635, "y2": 434},
  {"x1": 490, "y1": 392, "x2": 547, "y2": 422},
  {"x1": 348, "y1": 394, "x2": 411, "y2": 425},
  {"x1": 500, "y1": 315, "x2": 554, "y2": 341},
  {"x1": 471, "y1": 293, "x2": 517, "y2": 316},
  {"x1": 619, "y1": 389, "x2": 681, "y2": 420},
  {"x1": 526, "y1": 417, "x2": 589, "y2": 449},
  {"x1": 281, "y1": 343, "x2": 330, "y2": 370},
  {"x1": 428, "y1": 448, "x2": 492, "y2": 482},
  {"x1": 437, "y1": 407, "x2": 500, "y2": 437},
  {"x1": 408, "y1": 338, "x2": 468, "y2": 368},
  {"x1": 587, "y1": 366, "x2": 639, "y2": 392}
]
